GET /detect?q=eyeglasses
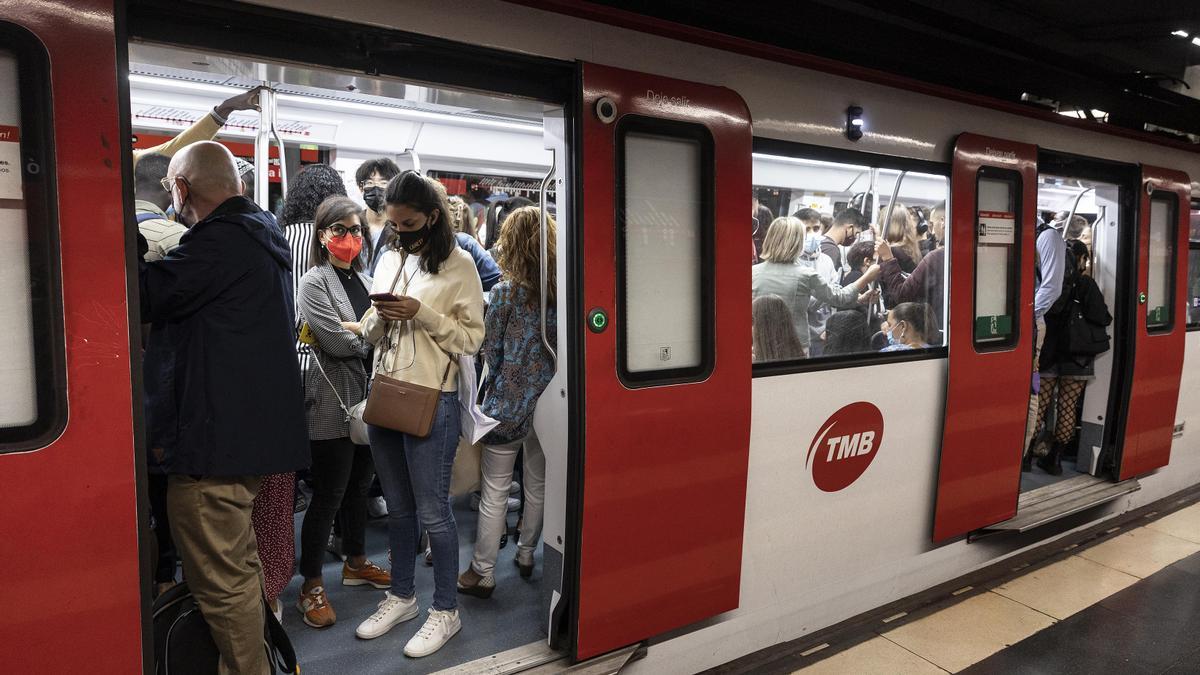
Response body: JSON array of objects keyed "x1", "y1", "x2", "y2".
[
  {"x1": 361, "y1": 180, "x2": 389, "y2": 189},
  {"x1": 160, "y1": 175, "x2": 190, "y2": 193},
  {"x1": 327, "y1": 224, "x2": 363, "y2": 238}
]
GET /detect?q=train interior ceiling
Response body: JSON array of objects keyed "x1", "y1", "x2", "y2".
[{"x1": 128, "y1": 41, "x2": 563, "y2": 672}]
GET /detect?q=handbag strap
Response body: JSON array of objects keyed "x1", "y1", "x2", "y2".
[{"x1": 311, "y1": 269, "x2": 357, "y2": 418}]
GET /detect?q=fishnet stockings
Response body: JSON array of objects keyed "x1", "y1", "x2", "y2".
[{"x1": 1033, "y1": 376, "x2": 1086, "y2": 451}]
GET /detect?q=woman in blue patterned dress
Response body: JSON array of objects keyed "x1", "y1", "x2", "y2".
[{"x1": 458, "y1": 206, "x2": 557, "y2": 597}]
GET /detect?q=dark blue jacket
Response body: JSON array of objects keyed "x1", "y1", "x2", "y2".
[{"x1": 140, "y1": 196, "x2": 310, "y2": 476}]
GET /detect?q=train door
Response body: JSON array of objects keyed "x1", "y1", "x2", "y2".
[
  {"x1": 0, "y1": 1, "x2": 147, "y2": 672},
  {"x1": 572, "y1": 63, "x2": 753, "y2": 660}
]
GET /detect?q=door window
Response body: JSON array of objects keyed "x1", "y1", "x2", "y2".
[{"x1": 1147, "y1": 195, "x2": 1177, "y2": 331}]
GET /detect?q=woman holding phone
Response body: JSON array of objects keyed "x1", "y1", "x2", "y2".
[{"x1": 351, "y1": 172, "x2": 485, "y2": 658}]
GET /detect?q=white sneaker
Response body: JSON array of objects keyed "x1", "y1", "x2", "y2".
[
  {"x1": 403, "y1": 608, "x2": 461, "y2": 657},
  {"x1": 355, "y1": 591, "x2": 418, "y2": 639},
  {"x1": 368, "y1": 496, "x2": 388, "y2": 519}
]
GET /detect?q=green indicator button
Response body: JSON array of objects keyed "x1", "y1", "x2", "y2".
[{"x1": 587, "y1": 308, "x2": 608, "y2": 333}]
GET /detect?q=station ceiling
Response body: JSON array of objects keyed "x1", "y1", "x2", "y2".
[{"x1": 581, "y1": 0, "x2": 1200, "y2": 141}]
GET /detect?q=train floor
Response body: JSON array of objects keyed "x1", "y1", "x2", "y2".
[
  {"x1": 1019, "y1": 456, "x2": 1084, "y2": 492},
  {"x1": 787, "y1": 501, "x2": 1200, "y2": 674},
  {"x1": 281, "y1": 490, "x2": 547, "y2": 674}
]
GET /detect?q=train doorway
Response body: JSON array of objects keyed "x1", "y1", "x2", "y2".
[{"x1": 125, "y1": 37, "x2": 575, "y2": 672}]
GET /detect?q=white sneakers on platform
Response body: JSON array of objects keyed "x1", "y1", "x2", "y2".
[
  {"x1": 404, "y1": 608, "x2": 461, "y2": 658},
  {"x1": 355, "y1": 592, "x2": 418, "y2": 639}
]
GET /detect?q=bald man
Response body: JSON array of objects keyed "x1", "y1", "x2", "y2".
[{"x1": 139, "y1": 141, "x2": 307, "y2": 675}]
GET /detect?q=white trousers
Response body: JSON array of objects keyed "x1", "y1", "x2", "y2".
[{"x1": 470, "y1": 428, "x2": 546, "y2": 576}]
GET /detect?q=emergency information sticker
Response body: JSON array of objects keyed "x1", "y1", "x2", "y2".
[
  {"x1": 0, "y1": 125, "x2": 18, "y2": 200},
  {"x1": 977, "y1": 210, "x2": 1015, "y2": 245}
]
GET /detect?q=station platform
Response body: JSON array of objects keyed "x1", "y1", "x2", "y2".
[{"x1": 717, "y1": 499, "x2": 1200, "y2": 675}]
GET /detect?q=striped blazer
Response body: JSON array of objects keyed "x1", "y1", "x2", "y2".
[{"x1": 297, "y1": 263, "x2": 373, "y2": 441}]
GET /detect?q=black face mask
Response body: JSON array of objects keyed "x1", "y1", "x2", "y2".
[
  {"x1": 393, "y1": 224, "x2": 430, "y2": 254},
  {"x1": 842, "y1": 228, "x2": 858, "y2": 247},
  {"x1": 363, "y1": 187, "x2": 386, "y2": 213}
]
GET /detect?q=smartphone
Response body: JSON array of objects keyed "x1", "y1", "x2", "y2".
[{"x1": 369, "y1": 292, "x2": 400, "y2": 302}]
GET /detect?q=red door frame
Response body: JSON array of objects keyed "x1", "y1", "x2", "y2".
[
  {"x1": 1117, "y1": 166, "x2": 1190, "y2": 479},
  {"x1": 575, "y1": 62, "x2": 752, "y2": 659},
  {"x1": 933, "y1": 133, "x2": 1038, "y2": 542},
  {"x1": 0, "y1": 0, "x2": 145, "y2": 672}
]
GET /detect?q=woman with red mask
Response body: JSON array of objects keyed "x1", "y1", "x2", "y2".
[{"x1": 294, "y1": 195, "x2": 391, "y2": 628}]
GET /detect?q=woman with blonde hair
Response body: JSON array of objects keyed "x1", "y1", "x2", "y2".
[
  {"x1": 446, "y1": 194, "x2": 479, "y2": 241},
  {"x1": 879, "y1": 202, "x2": 922, "y2": 273},
  {"x1": 753, "y1": 216, "x2": 879, "y2": 355},
  {"x1": 458, "y1": 205, "x2": 557, "y2": 597}
]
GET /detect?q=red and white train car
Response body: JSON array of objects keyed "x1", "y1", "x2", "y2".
[{"x1": 1, "y1": 0, "x2": 1198, "y2": 672}]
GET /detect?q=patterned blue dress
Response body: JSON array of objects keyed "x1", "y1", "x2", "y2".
[{"x1": 480, "y1": 281, "x2": 557, "y2": 443}]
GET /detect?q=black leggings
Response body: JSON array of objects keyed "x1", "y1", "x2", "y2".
[
  {"x1": 298, "y1": 438, "x2": 376, "y2": 579},
  {"x1": 148, "y1": 472, "x2": 177, "y2": 583}
]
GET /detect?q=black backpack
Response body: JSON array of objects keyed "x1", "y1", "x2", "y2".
[{"x1": 153, "y1": 583, "x2": 298, "y2": 674}]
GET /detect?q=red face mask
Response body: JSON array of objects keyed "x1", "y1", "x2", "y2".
[{"x1": 325, "y1": 233, "x2": 362, "y2": 264}]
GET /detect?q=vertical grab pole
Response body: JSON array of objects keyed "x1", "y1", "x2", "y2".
[
  {"x1": 268, "y1": 87, "x2": 287, "y2": 202},
  {"x1": 253, "y1": 82, "x2": 273, "y2": 211},
  {"x1": 539, "y1": 148, "x2": 557, "y2": 365}
]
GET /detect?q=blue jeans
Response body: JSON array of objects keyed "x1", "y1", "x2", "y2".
[{"x1": 368, "y1": 392, "x2": 460, "y2": 611}]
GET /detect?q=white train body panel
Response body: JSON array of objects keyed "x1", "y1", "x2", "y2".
[{"x1": 252, "y1": 1, "x2": 1200, "y2": 671}]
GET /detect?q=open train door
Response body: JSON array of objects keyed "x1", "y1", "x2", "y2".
[
  {"x1": 572, "y1": 63, "x2": 752, "y2": 659},
  {"x1": 1116, "y1": 166, "x2": 1190, "y2": 479},
  {"x1": 932, "y1": 133, "x2": 1038, "y2": 541}
]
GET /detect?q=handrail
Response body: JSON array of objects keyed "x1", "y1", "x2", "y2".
[
  {"x1": 538, "y1": 148, "x2": 557, "y2": 366},
  {"x1": 268, "y1": 90, "x2": 288, "y2": 201},
  {"x1": 253, "y1": 83, "x2": 273, "y2": 211},
  {"x1": 1064, "y1": 187, "x2": 1094, "y2": 239},
  {"x1": 880, "y1": 170, "x2": 908, "y2": 242}
]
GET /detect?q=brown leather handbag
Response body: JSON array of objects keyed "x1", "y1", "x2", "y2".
[{"x1": 361, "y1": 256, "x2": 454, "y2": 438}]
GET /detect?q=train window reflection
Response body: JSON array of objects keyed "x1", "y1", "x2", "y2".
[
  {"x1": 1146, "y1": 195, "x2": 1176, "y2": 332},
  {"x1": 0, "y1": 32, "x2": 66, "y2": 452},
  {"x1": 1188, "y1": 203, "x2": 1200, "y2": 330},
  {"x1": 751, "y1": 151, "x2": 948, "y2": 367}
]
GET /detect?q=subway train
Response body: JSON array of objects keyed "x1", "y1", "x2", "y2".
[{"x1": 2, "y1": 0, "x2": 1199, "y2": 673}]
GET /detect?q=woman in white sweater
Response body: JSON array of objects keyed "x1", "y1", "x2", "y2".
[{"x1": 350, "y1": 172, "x2": 485, "y2": 658}]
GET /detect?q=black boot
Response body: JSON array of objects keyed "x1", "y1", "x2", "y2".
[{"x1": 1036, "y1": 442, "x2": 1064, "y2": 476}]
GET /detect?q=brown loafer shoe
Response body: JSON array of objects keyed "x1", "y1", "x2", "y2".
[{"x1": 457, "y1": 567, "x2": 495, "y2": 599}]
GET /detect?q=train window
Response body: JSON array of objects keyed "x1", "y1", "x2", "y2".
[
  {"x1": 750, "y1": 145, "x2": 949, "y2": 370},
  {"x1": 0, "y1": 27, "x2": 66, "y2": 453},
  {"x1": 1188, "y1": 202, "x2": 1200, "y2": 330},
  {"x1": 616, "y1": 117, "x2": 713, "y2": 385},
  {"x1": 973, "y1": 171, "x2": 1021, "y2": 349},
  {"x1": 1146, "y1": 193, "x2": 1178, "y2": 332}
]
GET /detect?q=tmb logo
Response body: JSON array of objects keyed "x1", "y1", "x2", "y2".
[{"x1": 805, "y1": 402, "x2": 884, "y2": 492}]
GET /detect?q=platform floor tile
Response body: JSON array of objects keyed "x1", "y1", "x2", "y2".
[
  {"x1": 1076, "y1": 527, "x2": 1200, "y2": 578},
  {"x1": 791, "y1": 637, "x2": 947, "y2": 674},
  {"x1": 1144, "y1": 502, "x2": 1200, "y2": 544},
  {"x1": 880, "y1": 591, "x2": 1055, "y2": 673},
  {"x1": 991, "y1": 554, "x2": 1139, "y2": 620}
]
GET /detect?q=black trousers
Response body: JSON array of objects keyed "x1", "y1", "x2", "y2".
[
  {"x1": 299, "y1": 437, "x2": 376, "y2": 578},
  {"x1": 148, "y1": 472, "x2": 177, "y2": 583}
]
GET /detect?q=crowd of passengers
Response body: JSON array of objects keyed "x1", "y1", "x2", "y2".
[
  {"x1": 749, "y1": 194, "x2": 1111, "y2": 478},
  {"x1": 133, "y1": 88, "x2": 554, "y2": 671},
  {"x1": 750, "y1": 200, "x2": 945, "y2": 361}
]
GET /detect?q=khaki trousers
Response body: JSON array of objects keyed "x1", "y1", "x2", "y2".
[
  {"x1": 1023, "y1": 315, "x2": 1048, "y2": 456},
  {"x1": 167, "y1": 474, "x2": 268, "y2": 675}
]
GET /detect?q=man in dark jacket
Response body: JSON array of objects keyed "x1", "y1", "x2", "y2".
[
  {"x1": 141, "y1": 141, "x2": 308, "y2": 675},
  {"x1": 875, "y1": 202, "x2": 947, "y2": 332}
]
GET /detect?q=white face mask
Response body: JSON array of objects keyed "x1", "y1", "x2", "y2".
[{"x1": 803, "y1": 233, "x2": 821, "y2": 255}]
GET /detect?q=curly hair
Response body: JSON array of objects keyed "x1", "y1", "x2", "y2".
[
  {"x1": 281, "y1": 164, "x2": 347, "y2": 226},
  {"x1": 496, "y1": 206, "x2": 556, "y2": 304},
  {"x1": 446, "y1": 195, "x2": 478, "y2": 240}
]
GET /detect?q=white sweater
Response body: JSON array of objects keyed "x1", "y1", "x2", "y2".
[{"x1": 360, "y1": 248, "x2": 485, "y2": 391}]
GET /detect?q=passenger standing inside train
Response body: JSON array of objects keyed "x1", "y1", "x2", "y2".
[
  {"x1": 823, "y1": 309, "x2": 873, "y2": 356},
  {"x1": 351, "y1": 172, "x2": 484, "y2": 657},
  {"x1": 875, "y1": 201, "x2": 947, "y2": 329},
  {"x1": 447, "y1": 195, "x2": 480, "y2": 241},
  {"x1": 295, "y1": 196, "x2": 391, "y2": 629},
  {"x1": 355, "y1": 157, "x2": 402, "y2": 274},
  {"x1": 133, "y1": 153, "x2": 188, "y2": 261},
  {"x1": 1023, "y1": 216, "x2": 1067, "y2": 457},
  {"x1": 879, "y1": 302, "x2": 937, "y2": 352},
  {"x1": 458, "y1": 207, "x2": 557, "y2": 599},
  {"x1": 842, "y1": 240, "x2": 877, "y2": 286},
  {"x1": 879, "y1": 202, "x2": 923, "y2": 273},
  {"x1": 1027, "y1": 238, "x2": 1110, "y2": 475},
  {"x1": 139, "y1": 141, "x2": 308, "y2": 675},
  {"x1": 821, "y1": 208, "x2": 865, "y2": 277},
  {"x1": 751, "y1": 294, "x2": 807, "y2": 362},
  {"x1": 753, "y1": 216, "x2": 879, "y2": 357},
  {"x1": 283, "y1": 164, "x2": 350, "y2": 293}
]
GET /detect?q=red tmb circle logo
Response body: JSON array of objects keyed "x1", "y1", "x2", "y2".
[{"x1": 806, "y1": 402, "x2": 885, "y2": 492}]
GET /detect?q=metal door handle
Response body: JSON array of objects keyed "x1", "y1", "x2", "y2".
[{"x1": 539, "y1": 148, "x2": 557, "y2": 366}]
